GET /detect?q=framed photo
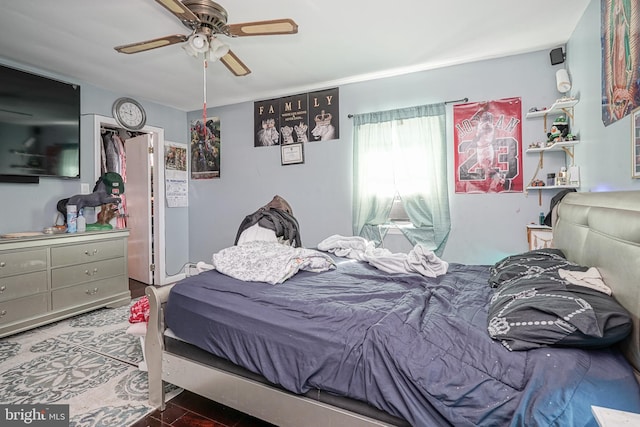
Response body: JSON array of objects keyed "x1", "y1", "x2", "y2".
[
  {"x1": 281, "y1": 142, "x2": 304, "y2": 165},
  {"x1": 633, "y1": 108, "x2": 640, "y2": 178}
]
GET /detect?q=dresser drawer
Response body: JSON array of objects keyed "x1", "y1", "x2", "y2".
[
  {"x1": 51, "y1": 276, "x2": 127, "y2": 310},
  {"x1": 50, "y1": 239, "x2": 125, "y2": 267},
  {"x1": 51, "y1": 257, "x2": 126, "y2": 289},
  {"x1": 0, "y1": 293, "x2": 49, "y2": 326},
  {"x1": 0, "y1": 248, "x2": 47, "y2": 278},
  {"x1": 0, "y1": 271, "x2": 48, "y2": 302}
]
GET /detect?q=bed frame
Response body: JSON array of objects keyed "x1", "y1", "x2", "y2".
[{"x1": 145, "y1": 190, "x2": 640, "y2": 425}]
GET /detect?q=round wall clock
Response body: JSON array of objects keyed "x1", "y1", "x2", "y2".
[{"x1": 112, "y1": 97, "x2": 146, "y2": 131}]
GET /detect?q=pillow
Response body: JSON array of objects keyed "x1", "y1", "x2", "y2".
[
  {"x1": 556, "y1": 284, "x2": 631, "y2": 348},
  {"x1": 488, "y1": 248, "x2": 585, "y2": 288},
  {"x1": 487, "y1": 255, "x2": 632, "y2": 351}
]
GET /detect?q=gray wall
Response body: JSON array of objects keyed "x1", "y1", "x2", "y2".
[
  {"x1": 186, "y1": 1, "x2": 639, "y2": 265},
  {"x1": 2, "y1": 0, "x2": 638, "y2": 270},
  {"x1": 187, "y1": 50, "x2": 573, "y2": 265},
  {"x1": 567, "y1": 0, "x2": 640, "y2": 192},
  {"x1": 0, "y1": 59, "x2": 190, "y2": 276}
]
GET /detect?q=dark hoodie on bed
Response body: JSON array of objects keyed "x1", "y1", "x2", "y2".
[{"x1": 234, "y1": 195, "x2": 301, "y2": 247}]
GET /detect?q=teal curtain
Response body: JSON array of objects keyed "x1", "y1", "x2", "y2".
[{"x1": 352, "y1": 103, "x2": 450, "y2": 255}]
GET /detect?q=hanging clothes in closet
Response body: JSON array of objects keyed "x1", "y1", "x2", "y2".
[{"x1": 101, "y1": 128, "x2": 130, "y2": 229}]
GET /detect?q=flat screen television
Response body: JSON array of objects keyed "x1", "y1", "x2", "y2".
[{"x1": 0, "y1": 64, "x2": 81, "y2": 182}]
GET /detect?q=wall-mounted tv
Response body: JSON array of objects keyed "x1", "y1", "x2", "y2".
[{"x1": 0, "y1": 64, "x2": 80, "y2": 182}]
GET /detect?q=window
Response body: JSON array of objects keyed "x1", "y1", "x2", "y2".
[
  {"x1": 352, "y1": 103, "x2": 451, "y2": 255},
  {"x1": 389, "y1": 194, "x2": 410, "y2": 222}
]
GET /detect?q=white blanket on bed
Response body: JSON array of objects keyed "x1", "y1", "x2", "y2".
[
  {"x1": 212, "y1": 241, "x2": 336, "y2": 285},
  {"x1": 317, "y1": 234, "x2": 449, "y2": 277}
]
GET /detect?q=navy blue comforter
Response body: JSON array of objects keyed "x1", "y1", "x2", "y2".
[{"x1": 165, "y1": 256, "x2": 640, "y2": 426}]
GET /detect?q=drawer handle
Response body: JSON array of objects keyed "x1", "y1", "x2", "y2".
[
  {"x1": 0, "y1": 310, "x2": 6, "y2": 317},
  {"x1": 0, "y1": 285, "x2": 5, "y2": 293},
  {"x1": 84, "y1": 249, "x2": 99, "y2": 256},
  {"x1": 0, "y1": 262, "x2": 5, "y2": 268},
  {"x1": 85, "y1": 288, "x2": 99, "y2": 295},
  {"x1": 85, "y1": 268, "x2": 99, "y2": 276}
]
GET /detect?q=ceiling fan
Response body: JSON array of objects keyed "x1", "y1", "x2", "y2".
[{"x1": 114, "y1": 0, "x2": 298, "y2": 76}]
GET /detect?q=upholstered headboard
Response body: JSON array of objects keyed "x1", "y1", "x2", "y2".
[{"x1": 554, "y1": 190, "x2": 640, "y2": 377}]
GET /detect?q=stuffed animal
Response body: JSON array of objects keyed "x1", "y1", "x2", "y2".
[{"x1": 547, "y1": 116, "x2": 570, "y2": 143}]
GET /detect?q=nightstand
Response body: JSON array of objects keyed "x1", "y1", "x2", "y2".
[{"x1": 526, "y1": 224, "x2": 553, "y2": 250}]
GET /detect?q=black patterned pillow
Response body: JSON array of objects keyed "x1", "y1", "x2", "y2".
[
  {"x1": 488, "y1": 249, "x2": 585, "y2": 288},
  {"x1": 487, "y1": 260, "x2": 632, "y2": 351}
]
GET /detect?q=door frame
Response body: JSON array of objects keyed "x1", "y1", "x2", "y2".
[{"x1": 93, "y1": 115, "x2": 183, "y2": 286}]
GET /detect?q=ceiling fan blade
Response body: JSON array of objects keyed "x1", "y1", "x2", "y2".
[
  {"x1": 155, "y1": 0, "x2": 200, "y2": 26},
  {"x1": 227, "y1": 19, "x2": 298, "y2": 37},
  {"x1": 115, "y1": 35, "x2": 188, "y2": 54},
  {"x1": 220, "y1": 50, "x2": 251, "y2": 76}
]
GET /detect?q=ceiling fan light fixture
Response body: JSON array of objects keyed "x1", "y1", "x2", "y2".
[
  {"x1": 182, "y1": 42, "x2": 198, "y2": 57},
  {"x1": 188, "y1": 33, "x2": 210, "y2": 53},
  {"x1": 115, "y1": 0, "x2": 298, "y2": 77},
  {"x1": 209, "y1": 37, "x2": 230, "y2": 59}
]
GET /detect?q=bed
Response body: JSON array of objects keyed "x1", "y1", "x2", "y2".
[{"x1": 145, "y1": 190, "x2": 640, "y2": 426}]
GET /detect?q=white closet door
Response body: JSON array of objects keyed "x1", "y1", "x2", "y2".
[{"x1": 125, "y1": 134, "x2": 154, "y2": 285}]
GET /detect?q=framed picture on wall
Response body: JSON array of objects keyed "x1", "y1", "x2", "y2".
[
  {"x1": 632, "y1": 108, "x2": 640, "y2": 178},
  {"x1": 601, "y1": 0, "x2": 640, "y2": 126},
  {"x1": 281, "y1": 143, "x2": 304, "y2": 165}
]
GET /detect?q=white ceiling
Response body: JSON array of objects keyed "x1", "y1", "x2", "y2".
[{"x1": 0, "y1": 1, "x2": 590, "y2": 112}]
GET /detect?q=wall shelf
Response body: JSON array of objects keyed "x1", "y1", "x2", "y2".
[
  {"x1": 526, "y1": 184, "x2": 579, "y2": 191},
  {"x1": 525, "y1": 98, "x2": 580, "y2": 206},
  {"x1": 525, "y1": 98, "x2": 579, "y2": 119},
  {"x1": 526, "y1": 140, "x2": 579, "y2": 153}
]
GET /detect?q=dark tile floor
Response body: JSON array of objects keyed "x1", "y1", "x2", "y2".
[
  {"x1": 128, "y1": 279, "x2": 275, "y2": 427},
  {"x1": 130, "y1": 389, "x2": 275, "y2": 427}
]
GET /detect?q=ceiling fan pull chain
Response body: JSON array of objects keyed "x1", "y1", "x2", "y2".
[{"x1": 202, "y1": 57, "x2": 208, "y2": 136}]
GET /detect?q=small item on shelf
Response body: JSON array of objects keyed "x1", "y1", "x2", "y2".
[
  {"x1": 547, "y1": 116, "x2": 570, "y2": 143},
  {"x1": 531, "y1": 179, "x2": 545, "y2": 187},
  {"x1": 528, "y1": 106, "x2": 547, "y2": 113},
  {"x1": 547, "y1": 173, "x2": 556, "y2": 186},
  {"x1": 557, "y1": 167, "x2": 568, "y2": 186},
  {"x1": 539, "y1": 212, "x2": 545, "y2": 225},
  {"x1": 569, "y1": 166, "x2": 580, "y2": 186}
]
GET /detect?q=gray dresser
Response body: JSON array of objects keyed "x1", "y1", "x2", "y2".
[{"x1": 0, "y1": 229, "x2": 130, "y2": 337}]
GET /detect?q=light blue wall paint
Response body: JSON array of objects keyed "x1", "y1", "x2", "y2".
[
  {"x1": 0, "y1": 58, "x2": 190, "y2": 276},
  {"x1": 567, "y1": 0, "x2": 640, "y2": 192},
  {"x1": 4, "y1": 1, "x2": 637, "y2": 268},
  {"x1": 187, "y1": 1, "x2": 639, "y2": 265},
  {"x1": 188, "y1": 50, "x2": 570, "y2": 265}
]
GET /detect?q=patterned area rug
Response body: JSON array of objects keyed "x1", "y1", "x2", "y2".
[{"x1": 0, "y1": 299, "x2": 179, "y2": 426}]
